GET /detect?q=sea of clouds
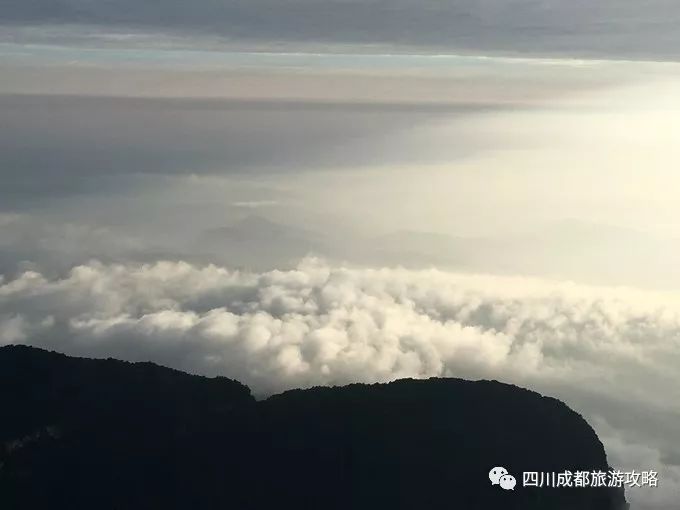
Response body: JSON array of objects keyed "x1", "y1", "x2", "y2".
[{"x1": 1, "y1": 257, "x2": 679, "y2": 508}]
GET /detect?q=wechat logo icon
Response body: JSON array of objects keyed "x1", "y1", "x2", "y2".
[{"x1": 489, "y1": 467, "x2": 517, "y2": 491}]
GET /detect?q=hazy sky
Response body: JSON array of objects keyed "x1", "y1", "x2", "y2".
[
  {"x1": 4, "y1": 0, "x2": 680, "y2": 60},
  {"x1": 3, "y1": 4, "x2": 680, "y2": 509}
]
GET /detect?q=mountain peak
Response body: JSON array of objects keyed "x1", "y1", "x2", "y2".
[{"x1": 0, "y1": 346, "x2": 628, "y2": 510}]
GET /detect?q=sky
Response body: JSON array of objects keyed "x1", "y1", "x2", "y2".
[{"x1": 2, "y1": 2, "x2": 680, "y2": 508}]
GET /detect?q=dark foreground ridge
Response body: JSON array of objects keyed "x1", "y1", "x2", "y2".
[{"x1": 0, "y1": 345, "x2": 628, "y2": 509}]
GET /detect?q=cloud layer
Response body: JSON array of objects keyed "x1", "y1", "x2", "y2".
[
  {"x1": 1, "y1": 257, "x2": 679, "y2": 508},
  {"x1": 3, "y1": 257, "x2": 680, "y2": 395},
  {"x1": 4, "y1": 0, "x2": 680, "y2": 60}
]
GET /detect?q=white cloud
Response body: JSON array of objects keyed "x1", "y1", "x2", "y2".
[
  {"x1": 1, "y1": 257, "x2": 680, "y2": 508},
  {"x1": 0, "y1": 315, "x2": 27, "y2": 345},
  {"x1": 593, "y1": 417, "x2": 680, "y2": 510}
]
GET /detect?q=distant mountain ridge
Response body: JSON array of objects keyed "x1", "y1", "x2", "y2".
[{"x1": 0, "y1": 345, "x2": 628, "y2": 509}]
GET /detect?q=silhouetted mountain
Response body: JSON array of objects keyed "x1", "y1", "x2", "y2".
[{"x1": 0, "y1": 346, "x2": 628, "y2": 509}]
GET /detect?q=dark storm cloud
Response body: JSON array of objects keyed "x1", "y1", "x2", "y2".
[
  {"x1": 3, "y1": 0, "x2": 680, "y2": 60},
  {"x1": 0, "y1": 94, "x2": 501, "y2": 207}
]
